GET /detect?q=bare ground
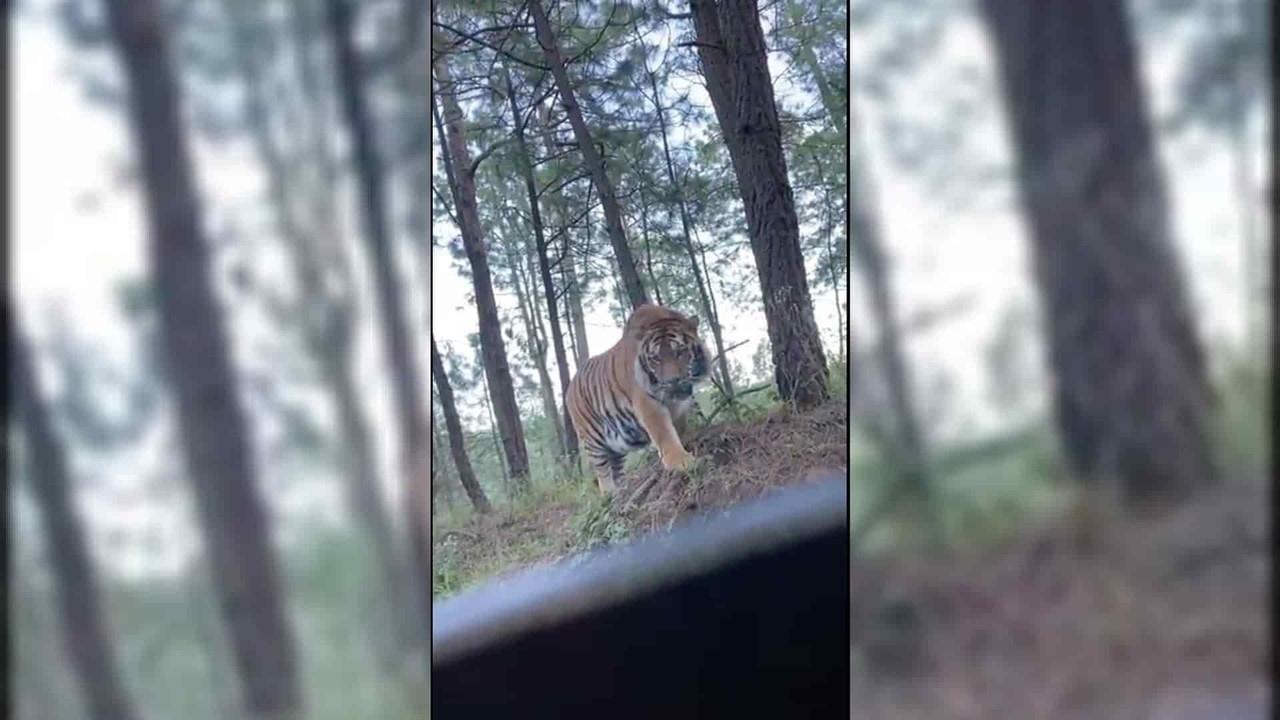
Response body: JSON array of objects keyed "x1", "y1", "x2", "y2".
[{"x1": 850, "y1": 475, "x2": 1270, "y2": 720}]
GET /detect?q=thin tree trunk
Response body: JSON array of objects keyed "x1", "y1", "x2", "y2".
[
  {"x1": 326, "y1": 0, "x2": 431, "y2": 625},
  {"x1": 980, "y1": 0, "x2": 1215, "y2": 503},
  {"x1": 476, "y1": 358, "x2": 510, "y2": 495},
  {"x1": 689, "y1": 0, "x2": 830, "y2": 408},
  {"x1": 641, "y1": 42, "x2": 735, "y2": 396},
  {"x1": 638, "y1": 186, "x2": 663, "y2": 305},
  {"x1": 431, "y1": 339, "x2": 493, "y2": 514},
  {"x1": 503, "y1": 64, "x2": 578, "y2": 461},
  {"x1": 529, "y1": 0, "x2": 649, "y2": 308},
  {"x1": 506, "y1": 236, "x2": 566, "y2": 457},
  {"x1": 103, "y1": 1, "x2": 303, "y2": 715},
  {"x1": 433, "y1": 52, "x2": 531, "y2": 488},
  {"x1": 11, "y1": 319, "x2": 141, "y2": 720},
  {"x1": 799, "y1": 43, "x2": 846, "y2": 138},
  {"x1": 227, "y1": 0, "x2": 413, "y2": 668},
  {"x1": 812, "y1": 152, "x2": 845, "y2": 362},
  {"x1": 431, "y1": 413, "x2": 458, "y2": 513},
  {"x1": 847, "y1": 105, "x2": 933, "y2": 509},
  {"x1": 537, "y1": 100, "x2": 592, "y2": 365}
]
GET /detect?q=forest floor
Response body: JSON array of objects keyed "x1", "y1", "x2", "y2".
[
  {"x1": 430, "y1": 396, "x2": 849, "y2": 598},
  {"x1": 849, "y1": 472, "x2": 1270, "y2": 720}
]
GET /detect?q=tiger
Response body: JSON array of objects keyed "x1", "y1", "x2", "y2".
[{"x1": 566, "y1": 303, "x2": 712, "y2": 494}]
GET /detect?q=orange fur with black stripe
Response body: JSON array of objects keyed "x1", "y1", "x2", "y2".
[{"x1": 566, "y1": 304, "x2": 711, "y2": 494}]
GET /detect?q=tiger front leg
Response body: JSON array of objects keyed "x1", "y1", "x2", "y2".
[
  {"x1": 635, "y1": 396, "x2": 695, "y2": 472},
  {"x1": 589, "y1": 451, "x2": 623, "y2": 495}
]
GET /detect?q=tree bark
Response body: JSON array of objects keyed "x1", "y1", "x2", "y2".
[
  {"x1": 689, "y1": 0, "x2": 830, "y2": 408},
  {"x1": 11, "y1": 317, "x2": 141, "y2": 720},
  {"x1": 980, "y1": 0, "x2": 1216, "y2": 503},
  {"x1": 528, "y1": 0, "x2": 649, "y2": 308},
  {"x1": 432, "y1": 53, "x2": 531, "y2": 488},
  {"x1": 103, "y1": 1, "x2": 303, "y2": 716},
  {"x1": 431, "y1": 339, "x2": 493, "y2": 514},
  {"x1": 326, "y1": 0, "x2": 431, "y2": 622},
  {"x1": 503, "y1": 63, "x2": 578, "y2": 461}
]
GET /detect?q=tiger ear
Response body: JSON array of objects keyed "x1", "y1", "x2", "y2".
[{"x1": 686, "y1": 315, "x2": 700, "y2": 330}]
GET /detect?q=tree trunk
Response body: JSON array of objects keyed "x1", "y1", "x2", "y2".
[
  {"x1": 638, "y1": 186, "x2": 663, "y2": 305},
  {"x1": 980, "y1": 0, "x2": 1215, "y2": 503},
  {"x1": 689, "y1": 0, "x2": 829, "y2": 408},
  {"x1": 528, "y1": 0, "x2": 649, "y2": 308},
  {"x1": 503, "y1": 64, "x2": 578, "y2": 461},
  {"x1": 11, "y1": 318, "x2": 141, "y2": 720},
  {"x1": 534, "y1": 100, "x2": 590, "y2": 366},
  {"x1": 326, "y1": 0, "x2": 431, "y2": 624},
  {"x1": 431, "y1": 339, "x2": 493, "y2": 514},
  {"x1": 476, "y1": 359, "x2": 510, "y2": 496},
  {"x1": 227, "y1": 0, "x2": 415, "y2": 668},
  {"x1": 431, "y1": 413, "x2": 458, "y2": 512},
  {"x1": 433, "y1": 53, "x2": 531, "y2": 489},
  {"x1": 848, "y1": 104, "x2": 933, "y2": 508},
  {"x1": 103, "y1": 1, "x2": 303, "y2": 716},
  {"x1": 507, "y1": 237, "x2": 567, "y2": 457},
  {"x1": 799, "y1": 43, "x2": 846, "y2": 138},
  {"x1": 816, "y1": 156, "x2": 845, "y2": 363},
  {"x1": 529, "y1": 102, "x2": 586, "y2": 461},
  {"x1": 641, "y1": 46, "x2": 735, "y2": 397}
]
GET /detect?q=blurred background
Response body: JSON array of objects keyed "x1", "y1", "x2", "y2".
[{"x1": 7, "y1": 0, "x2": 1272, "y2": 718}]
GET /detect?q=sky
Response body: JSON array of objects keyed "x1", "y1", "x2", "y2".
[{"x1": 12, "y1": 2, "x2": 1267, "y2": 579}]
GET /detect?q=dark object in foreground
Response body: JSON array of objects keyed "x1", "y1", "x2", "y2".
[{"x1": 432, "y1": 476, "x2": 849, "y2": 717}]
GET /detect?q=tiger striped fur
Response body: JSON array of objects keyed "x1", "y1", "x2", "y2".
[{"x1": 566, "y1": 304, "x2": 711, "y2": 494}]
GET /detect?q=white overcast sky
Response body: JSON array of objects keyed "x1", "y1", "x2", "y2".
[{"x1": 12, "y1": 3, "x2": 1266, "y2": 578}]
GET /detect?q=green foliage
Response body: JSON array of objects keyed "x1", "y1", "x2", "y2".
[
  {"x1": 854, "y1": 421, "x2": 1070, "y2": 555},
  {"x1": 1209, "y1": 347, "x2": 1268, "y2": 480}
]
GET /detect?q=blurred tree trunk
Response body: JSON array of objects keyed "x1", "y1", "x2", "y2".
[
  {"x1": 432, "y1": 53, "x2": 531, "y2": 489},
  {"x1": 501, "y1": 65, "x2": 583, "y2": 458},
  {"x1": 102, "y1": 0, "x2": 303, "y2": 716},
  {"x1": 325, "y1": 0, "x2": 432, "y2": 620},
  {"x1": 11, "y1": 319, "x2": 141, "y2": 720},
  {"x1": 640, "y1": 43, "x2": 735, "y2": 398},
  {"x1": 529, "y1": 0, "x2": 649, "y2": 309},
  {"x1": 980, "y1": 0, "x2": 1216, "y2": 503},
  {"x1": 689, "y1": 0, "x2": 830, "y2": 408},
  {"x1": 431, "y1": 338, "x2": 493, "y2": 514},
  {"x1": 225, "y1": 0, "x2": 414, "y2": 669},
  {"x1": 848, "y1": 103, "x2": 933, "y2": 506}
]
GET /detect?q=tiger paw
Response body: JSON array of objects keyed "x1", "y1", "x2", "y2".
[{"x1": 662, "y1": 447, "x2": 697, "y2": 472}]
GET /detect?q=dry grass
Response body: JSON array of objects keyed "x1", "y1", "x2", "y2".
[
  {"x1": 432, "y1": 398, "x2": 849, "y2": 597},
  {"x1": 617, "y1": 398, "x2": 849, "y2": 534}
]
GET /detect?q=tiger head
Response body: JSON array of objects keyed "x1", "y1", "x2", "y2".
[{"x1": 626, "y1": 304, "x2": 711, "y2": 402}]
